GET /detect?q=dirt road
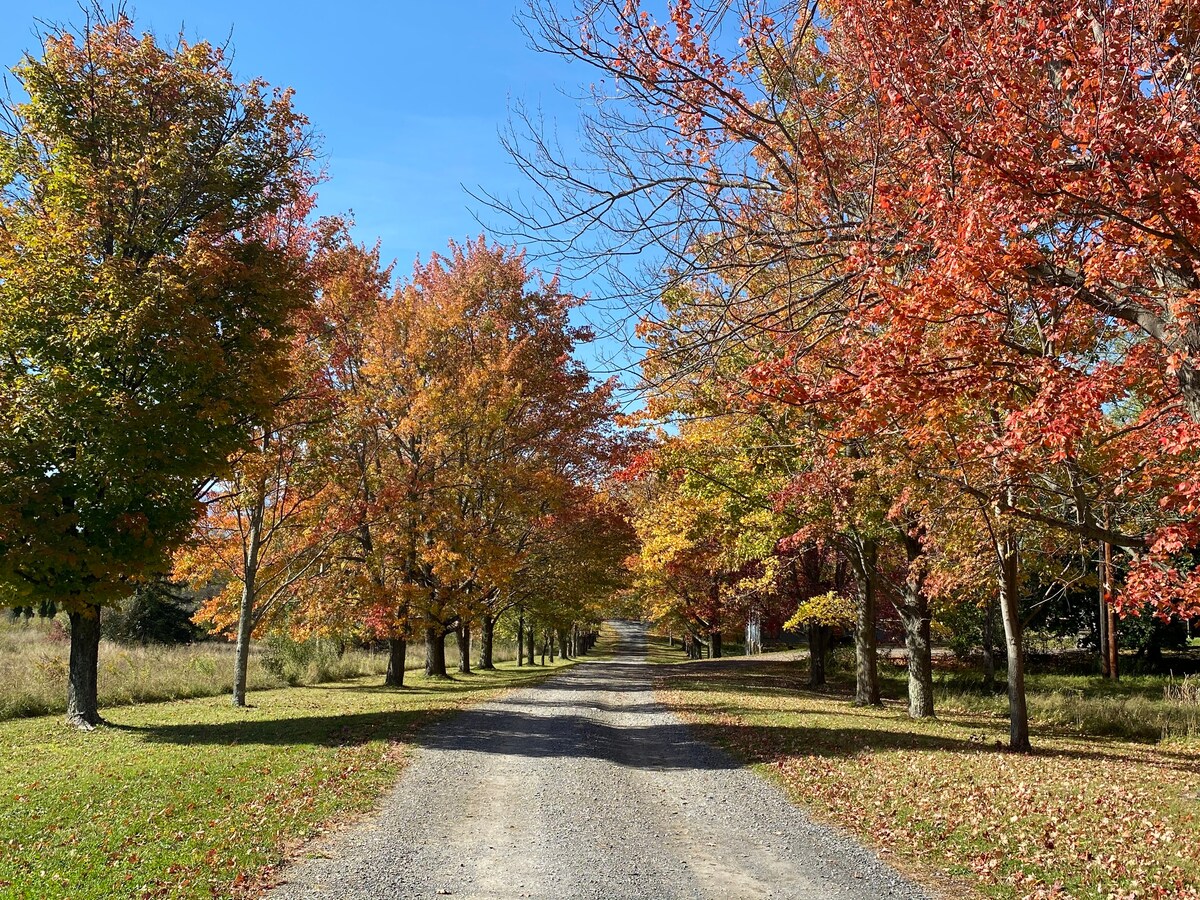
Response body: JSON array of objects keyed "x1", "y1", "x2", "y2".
[{"x1": 270, "y1": 621, "x2": 928, "y2": 899}]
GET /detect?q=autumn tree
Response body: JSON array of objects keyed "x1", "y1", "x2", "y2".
[
  {"x1": 506, "y1": 487, "x2": 634, "y2": 664},
  {"x1": 275, "y1": 234, "x2": 412, "y2": 683},
  {"x1": 511, "y1": 0, "x2": 1200, "y2": 748},
  {"x1": 172, "y1": 194, "x2": 339, "y2": 708},
  {"x1": 281, "y1": 238, "x2": 618, "y2": 681},
  {"x1": 0, "y1": 10, "x2": 314, "y2": 726}
]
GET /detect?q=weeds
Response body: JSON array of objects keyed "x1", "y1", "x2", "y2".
[{"x1": 0, "y1": 618, "x2": 521, "y2": 720}]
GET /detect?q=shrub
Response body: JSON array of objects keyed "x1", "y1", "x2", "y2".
[{"x1": 100, "y1": 580, "x2": 200, "y2": 645}]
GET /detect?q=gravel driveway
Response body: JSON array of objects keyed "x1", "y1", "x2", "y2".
[{"x1": 269, "y1": 621, "x2": 929, "y2": 899}]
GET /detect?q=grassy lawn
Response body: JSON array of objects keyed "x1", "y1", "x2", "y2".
[
  {"x1": 653, "y1": 650, "x2": 1200, "y2": 900},
  {"x1": 646, "y1": 633, "x2": 691, "y2": 665},
  {"x1": 645, "y1": 633, "x2": 750, "y2": 665},
  {"x1": 0, "y1": 658, "x2": 579, "y2": 899}
]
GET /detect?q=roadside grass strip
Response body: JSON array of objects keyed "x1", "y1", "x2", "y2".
[
  {"x1": 654, "y1": 655, "x2": 1200, "y2": 900},
  {"x1": 0, "y1": 659, "x2": 576, "y2": 899}
]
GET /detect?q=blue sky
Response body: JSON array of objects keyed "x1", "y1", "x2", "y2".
[
  {"x1": 0, "y1": 0, "x2": 572, "y2": 265},
  {"x1": 0, "y1": 0, "x2": 643, "y2": 391}
]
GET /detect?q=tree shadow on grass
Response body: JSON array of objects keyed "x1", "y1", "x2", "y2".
[
  {"x1": 108, "y1": 656, "x2": 1014, "y2": 773},
  {"x1": 110, "y1": 707, "x2": 434, "y2": 750},
  {"x1": 112, "y1": 644, "x2": 1199, "y2": 775},
  {"x1": 116, "y1": 704, "x2": 985, "y2": 773}
]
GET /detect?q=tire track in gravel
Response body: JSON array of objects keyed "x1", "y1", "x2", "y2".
[{"x1": 269, "y1": 621, "x2": 930, "y2": 900}]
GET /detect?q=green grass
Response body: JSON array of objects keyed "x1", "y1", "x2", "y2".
[
  {"x1": 654, "y1": 653, "x2": 1200, "y2": 899},
  {"x1": 0, "y1": 657, "x2": 578, "y2": 899},
  {"x1": 644, "y1": 632, "x2": 748, "y2": 665},
  {"x1": 645, "y1": 633, "x2": 690, "y2": 665}
]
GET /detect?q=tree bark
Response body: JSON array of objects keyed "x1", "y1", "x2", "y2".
[
  {"x1": 981, "y1": 595, "x2": 998, "y2": 690},
  {"x1": 479, "y1": 614, "x2": 495, "y2": 670},
  {"x1": 1096, "y1": 545, "x2": 1110, "y2": 677},
  {"x1": 527, "y1": 626, "x2": 537, "y2": 665},
  {"x1": 557, "y1": 629, "x2": 569, "y2": 660},
  {"x1": 849, "y1": 536, "x2": 882, "y2": 706},
  {"x1": 1104, "y1": 531, "x2": 1120, "y2": 681},
  {"x1": 1107, "y1": 602, "x2": 1120, "y2": 681},
  {"x1": 457, "y1": 624, "x2": 471, "y2": 674},
  {"x1": 67, "y1": 606, "x2": 102, "y2": 728},
  {"x1": 996, "y1": 536, "x2": 1031, "y2": 752},
  {"x1": 516, "y1": 612, "x2": 524, "y2": 667},
  {"x1": 710, "y1": 629, "x2": 722, "y2": 659},
  {"x1": 232, "y1": 513, "x2": 263, "y2": 706},
  {"x1": 425, "y1": 623, "x2": 448, "y2": 677},
  {"x1": 900, "y1": 531, "x2": 935, "y2": 718},
  {"x1": 899, "y1": 604, "x2": 934, "y2": 718},
  {"x1": 808, "y1": 624, "x2": 829, "y2": 687},
  {"x1": 385, "y1": 637, "x2": 407, "y2": 686},
  {"x1": 233, "y1": 451, "x2": 269, "y2": 708},
  {"x1": 231, "y1": 570, "x2": 257, "y2": 708}
]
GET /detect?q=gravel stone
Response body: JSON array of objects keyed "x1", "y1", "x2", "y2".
[{"x1": 269, "y1": 621, "x2": 931, "y2": 899}]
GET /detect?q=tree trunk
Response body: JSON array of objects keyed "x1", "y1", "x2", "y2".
[
  {"x1": 745, "y1": 608, "x2": 762, "y2": 655},
  {"x1": 527, "y1": 626, "x2": 537, "y2": 665},
  {"x1": 898, "y1": 604, "x2": 934, "y2": 718},
  {"x1": 808, "y1": 624, "x2": 829, "y2": 687},
  {"x1": 425, "y1": 623, "x2": 448, "y2": 677},
  {"x1": 900, "y1": 531, "x2": 935, "y2": 718},
  {"x1": 516, "y1": 612, "x2": 524, "y2": 667},
  {"x1": 1096, "y1": 545, "x2": 1110, "y2": 677},
  {"x1": 457, "y1": 625, "x2": 471, "y2": 674},
  {"x1": 479, "y1": 615, "x2": 495, "y2": 670},
  {"x1": 850, "y1": 536, "x2": 882, "y2": 706},
  {"x1": 710, "y1": 629, "x2": 722, "y2": 658},
  {"x1": 557, "y1": 629, "x2": 569, "y2": 660},
  {"x1": 981, "y1": 595, "x2": 998, "y2": 690},
  {"x1": 385, "y1": 637, "x2": 407, "y2": 686},
  {"x1": 1104, "y1": 531, "x2": 1120, "y2": 681},
  {"x1": 232, "y1": 480, "x2": 268, "y2": 708},
  {"x1": 67, "y1": 606, "x2": 102, "y2": 728},
  {"x1": 1108, "y1": 602, "x2": 1120, "y2": 681},
  {"x1": 231, "y1": 573, "x2": 256, "y2": 708},
  {"x1": 996, "y1": 536, "x2": 1031, "y2": 752}
]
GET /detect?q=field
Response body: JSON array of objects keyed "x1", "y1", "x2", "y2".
[
  {"x1": 651, "y1": 639, "x2": 1200, "y2": 899},
  {"x1": 0, "y1": 658, "x2": 578, "y2": 899},
  {"x1": 0, "y1": 618, "x2": 520, "y2": 721}
]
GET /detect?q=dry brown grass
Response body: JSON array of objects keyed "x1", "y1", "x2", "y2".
[{"x1": 0, "y1": 619, "x2": 387, "y2": 719}]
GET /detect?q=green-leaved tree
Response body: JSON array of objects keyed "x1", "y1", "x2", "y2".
[{"x1": 0, "y1": 9, "x2": 315, "y2": 726}]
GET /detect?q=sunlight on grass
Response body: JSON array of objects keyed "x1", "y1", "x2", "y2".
[{"x1": 0, "y1": 658, "x2": 575, "y2": 899}]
